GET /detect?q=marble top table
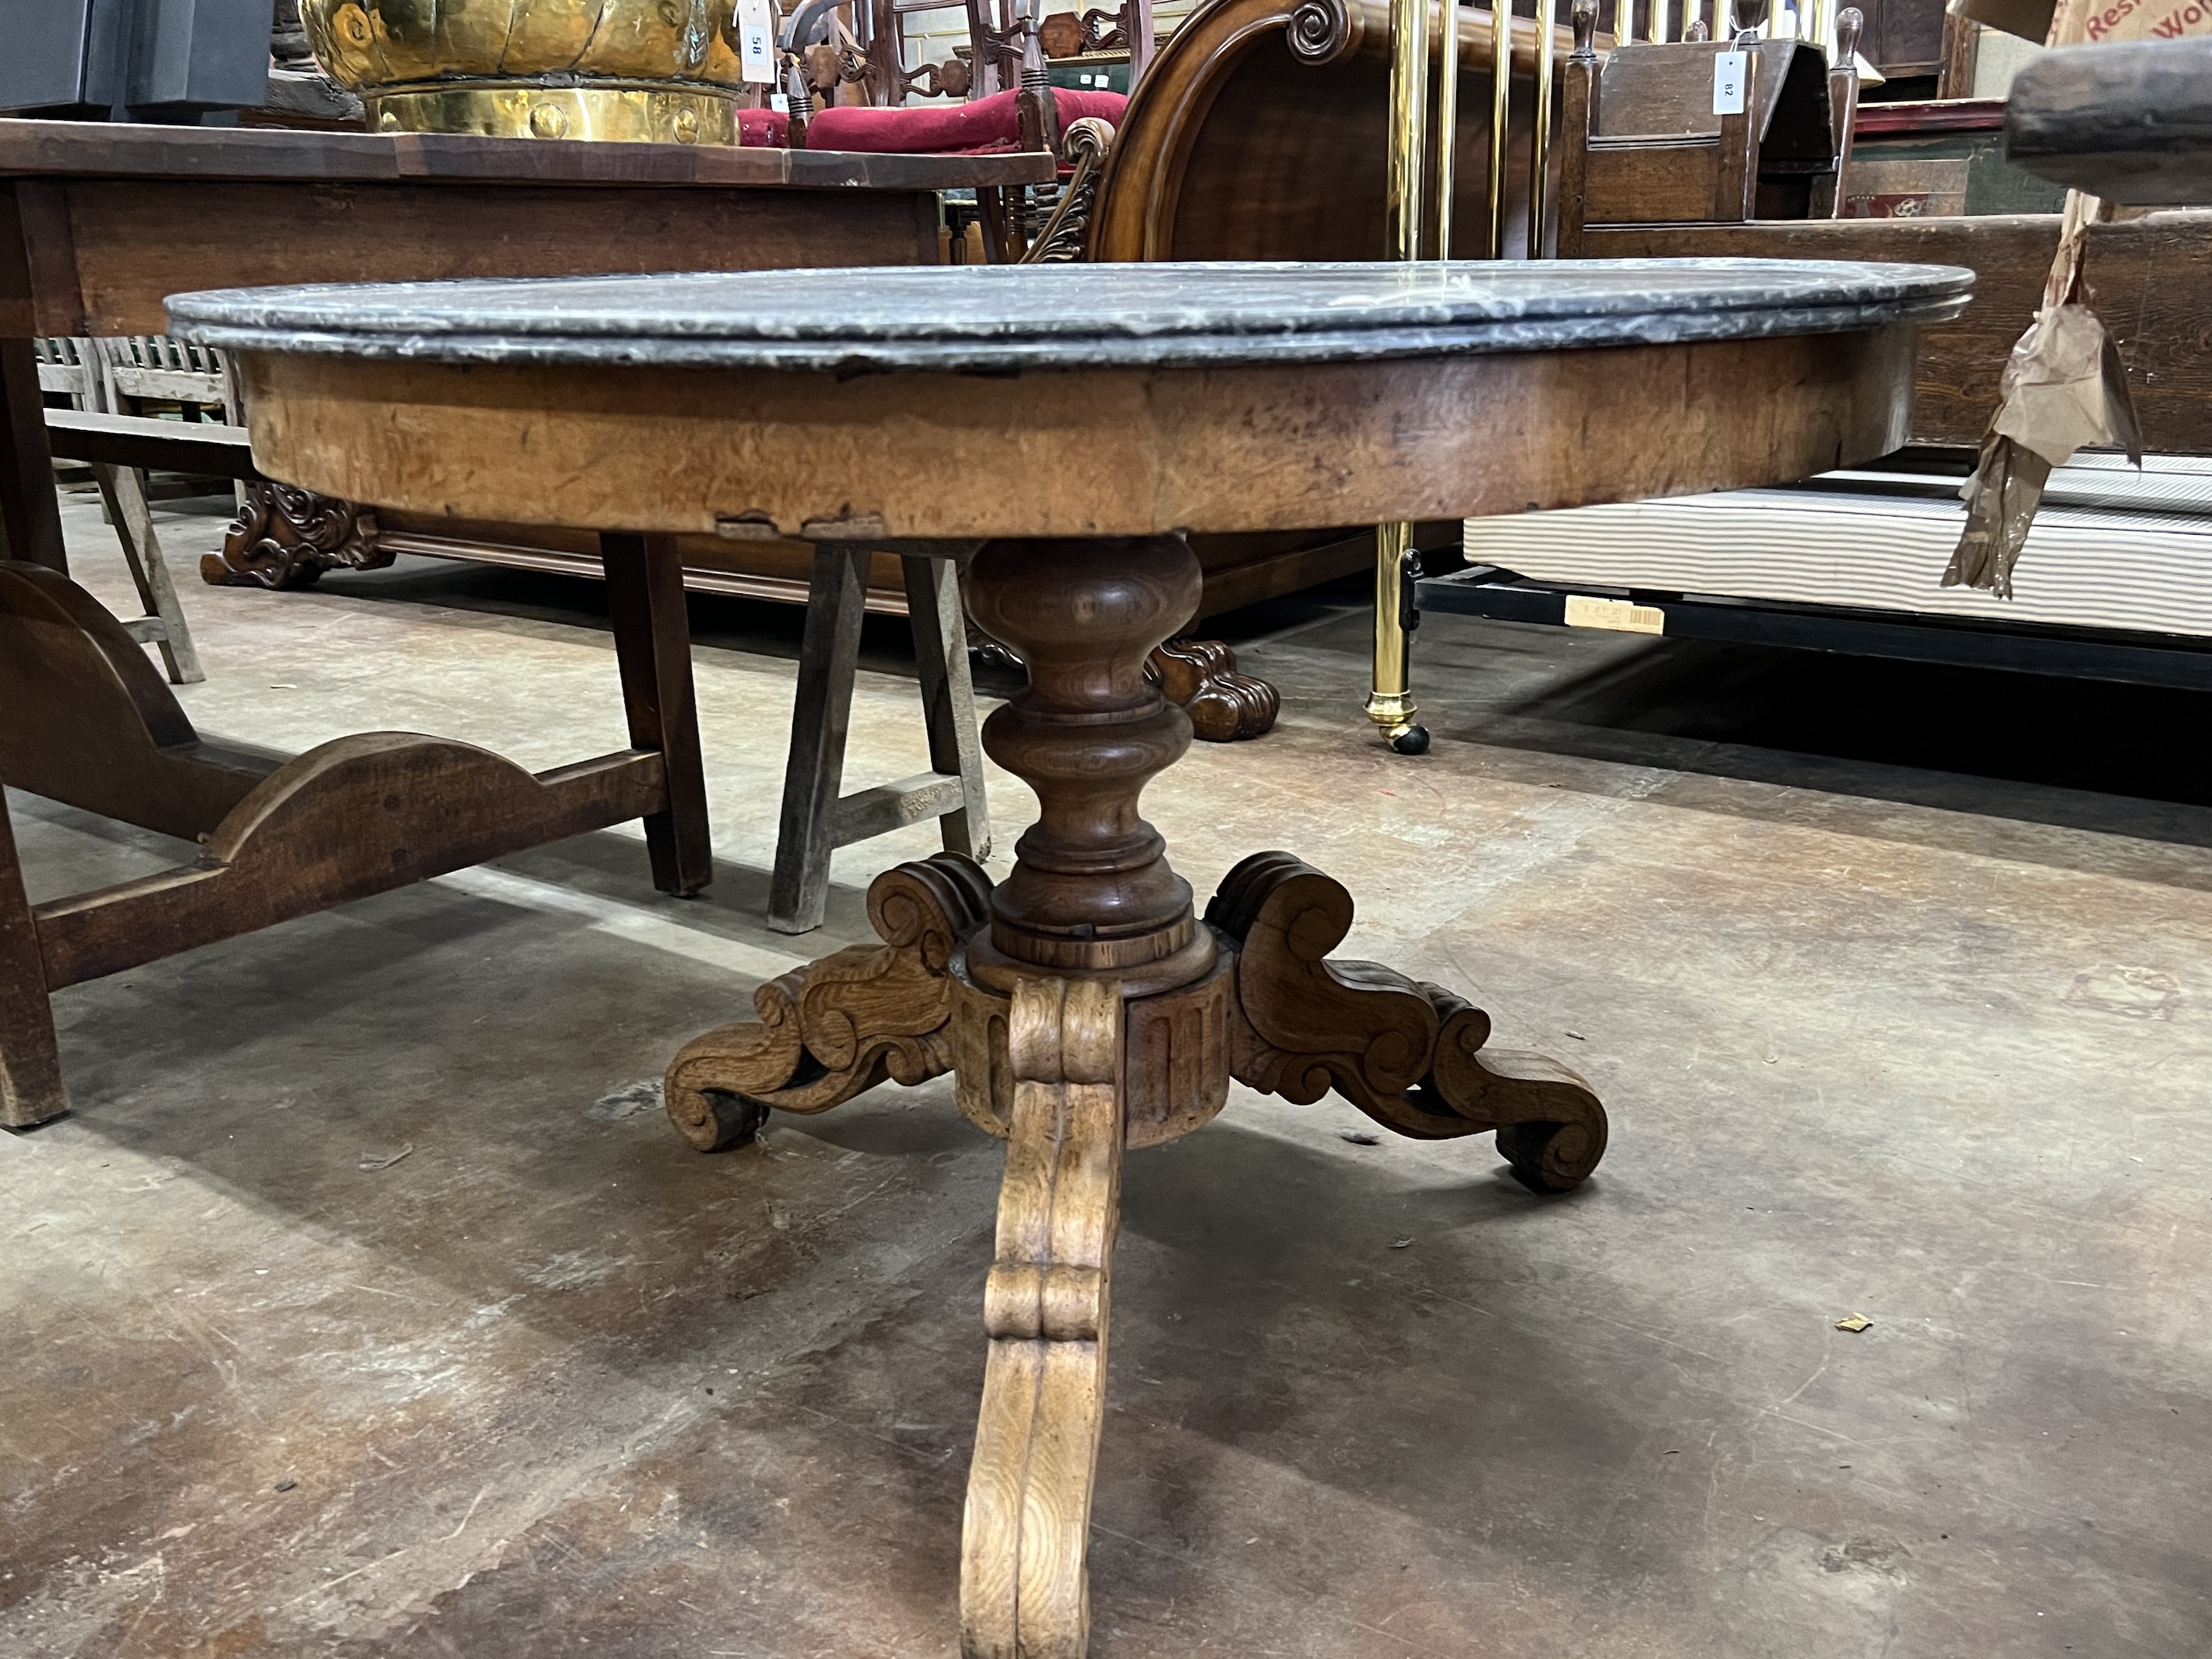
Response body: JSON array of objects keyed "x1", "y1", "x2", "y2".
[{"x1": 171, "y1": 257, "x2": 1970, "y2": 1659}]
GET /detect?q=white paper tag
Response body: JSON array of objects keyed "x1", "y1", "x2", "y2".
[
  {"x1": 769, "y1": 92, "x2": 790, "y2": 113},
  {"x1": 737, "y1": 0, "x2": 777, "y2": 84},
  {"x1": 1563, "y1": 595, "x2": 1666, "y2": 635},
  {"x1": 1712, "y1": 49, "x2": 1748, "y2": 115}
]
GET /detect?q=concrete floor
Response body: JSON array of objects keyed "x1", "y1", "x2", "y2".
[{"x1": 5, "y1": 493, "x2": 2209, "y2": 1658}]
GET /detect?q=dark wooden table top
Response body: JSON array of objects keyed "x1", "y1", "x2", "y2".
[
  {"x1": 0, "y1": 117, "x2": 1057, "y2": 191},
  {"x1": 2005, "y1": 40, "x2": 2212, "y2": 205}
]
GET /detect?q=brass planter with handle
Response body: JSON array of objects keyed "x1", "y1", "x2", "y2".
[{"x1": 301, "y1": 0, "x2": 747, "y2": 143}]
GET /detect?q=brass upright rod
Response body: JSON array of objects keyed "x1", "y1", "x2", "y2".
[
  {"x1": 1528, "y1": 0, "x2": 1556, "y2": 255},
  {"x1": 1385, "y1": 0, "x2": 1433, "y2": 261},
  {"x1": 1434, "y1": 0, "x2": 1458, "y2": 256},
  {"x1": 1487, "y1": 0, "x2": 1512, "y2": 257},
  {"x1": 1367, "y1": 0, "x2": 1434, "y2": 747}
]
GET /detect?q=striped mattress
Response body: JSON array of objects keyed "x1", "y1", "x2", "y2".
[{"x1": 1465, "y1": 454, "x2": 2212, "y2": 641}]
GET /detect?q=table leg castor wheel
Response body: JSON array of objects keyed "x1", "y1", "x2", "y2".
[
  {"x1": 1389, "y1": 723, "x2": 1430, "y2": 756},
  {"x1": 678, "y1": 1089, "x2": 771, "y2": 1152}
]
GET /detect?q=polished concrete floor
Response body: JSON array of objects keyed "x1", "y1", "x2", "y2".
[{"x1": 5, "y1": 495, "x2": 2209, "y2": 1657}]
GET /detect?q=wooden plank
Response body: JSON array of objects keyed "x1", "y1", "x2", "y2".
[
  {"x1": 2004, "y1": 39, "x2": 2212, "y2": 204},
  {"x1": 901, "y1": 553, "x2": 991, "y2": 864},
  {"x1": 89, "y1": 463, "x2": 204, "y2": 685},
  {"x1": 832, "y1": 772, "x2": 968, "y2": 845},
  {"x1": 1583, "y1": 138, "x2": 1730, "y2": 224},
  {"x1": 769, "y1": 545, "x2": 871, "y2": 935},
  {"x1": 33, "y1": 741, "x2": 667, "y2": 989},
  {"x1": 1580, "y1": 211, "x2": 2212, "y2": 453},
  {"x1": 0, "y1": 793, "x2": 68, "y2": 1129},
  {"x1": 52, "y1": 179, "x2": 948, "y2": 338},
  {"x1": 602, "y1": 533, "x2": 712, "y2": 899},
  {"x1": 0, "y1": 116, "x2": 1055, "y2": 191},
  {"x1": 1861, "y1": 101, "x2": 2009, "y2": 137},
  {"x1": 46, "y1": 409, "x2": 261, "y2": 481}
]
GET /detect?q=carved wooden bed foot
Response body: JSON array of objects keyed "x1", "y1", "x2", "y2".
[
  {"x1": 972, "y1": 632, "x2": 1281, "y2": 744},
  {"x1": 662, "y1": 533, "x2": 1604, "y2": 1655},
  {"x1": 1146, "y1": 637, "x2": 1281, "y2": 742}
]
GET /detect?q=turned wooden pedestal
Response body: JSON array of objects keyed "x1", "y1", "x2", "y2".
[
  {"x1": 177, "y1": 256, "x2": 1971, "y2": 1657},
  {"x1": 666, "y1": 533, "x2": 1607, "y2": 1655}
]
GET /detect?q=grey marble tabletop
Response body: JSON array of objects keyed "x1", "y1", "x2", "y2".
[{"x1": 169, "y1": 259, "x2": 1973, "y2": 374}]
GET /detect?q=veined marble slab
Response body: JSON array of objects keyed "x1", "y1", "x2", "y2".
[{"x1": 169, "y1": 259, "x2": 1973, "y2": 374}]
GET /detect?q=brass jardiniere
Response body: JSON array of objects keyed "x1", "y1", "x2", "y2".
[{"x1": 300, "y1": 0, "x2": 749, "y2": 144}]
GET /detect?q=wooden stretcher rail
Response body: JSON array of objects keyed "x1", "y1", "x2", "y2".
[
  {"x1": 33, "y1": 743, "x2": 668, "y2": 989},
  {"x1": 44, "y1": 408, "x2": 263, "y2": 481}
]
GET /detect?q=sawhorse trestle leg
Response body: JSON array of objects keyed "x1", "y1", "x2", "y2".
[{"x1": 769, "y1": 542, "x2": 991, "y2": 934}]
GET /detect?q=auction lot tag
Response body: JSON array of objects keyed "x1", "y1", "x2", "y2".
[
  {"x1": 1712, "y1": 49, "x2": 1748, "y2": 115},
  {"x1": 738, "y1": 0, "x2": 777, "y2": 83}
]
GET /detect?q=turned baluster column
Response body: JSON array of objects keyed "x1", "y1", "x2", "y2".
[{"x1": 962, "y1": 536, "x2": 1217, "y2": 998}]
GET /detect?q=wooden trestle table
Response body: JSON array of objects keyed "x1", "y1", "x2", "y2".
[
  {"x1": 169, "y1": 258, "x2": 1971, "y2": 1658},
  {"x1": 0, "y1": 119, "x2": 1052, "y2": 1129}
]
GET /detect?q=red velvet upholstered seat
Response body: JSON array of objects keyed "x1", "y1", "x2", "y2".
[{"x1": 738, "y1": 87, "x2": 1126, "y2": 152}]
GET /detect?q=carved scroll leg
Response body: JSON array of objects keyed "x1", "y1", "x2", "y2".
[
  {"x1": 962, "y1": 977, "x2": 1124, "y2": 1659},
  {"x1": 1212, "y1": 852, "x2": 1608, "y2": 1191},
  {"x1": 665, "y1": 852, "x2": 993, "y2": 1151},
  {"x1": 1424, "y1": 987, "x2": 1609, "y2": 1194}
]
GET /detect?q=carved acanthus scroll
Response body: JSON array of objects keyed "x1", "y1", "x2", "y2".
[
  {"x1": 663, "y1": 852, "x2": 994, "y2": 1150},
  {"x1": 960, "y1": 976, "x2": 1125, "y2": 1659},
  {"x1": 202, "y1": 482, "x2": 388, "y2": 589},
  {"x1": 1208, "y1": 852, "x2": 1608, "y2": 1190}
]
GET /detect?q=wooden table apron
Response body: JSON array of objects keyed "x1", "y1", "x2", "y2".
[
  {"x1": 210, "y1": 301, "x2": 1929, "y2": 1659},
  {"x1": 0, "y1": 123, "x2": 1053, "y2": 1132},
  {"x1": 235, "y1": 327, "x2": 1922, "y2": 538}
]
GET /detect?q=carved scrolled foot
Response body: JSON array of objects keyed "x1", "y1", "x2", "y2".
[
  {"x1": 960, "y1": 977, "x2": 1124, "y2": 1659},
  {"x1": 1207, "y1": 851, "x2": 1608, "y2": 1189},
  {"x1": 201, "y1": 482, "x2": 387, "y2": 589},
  {"x1": 1146, "y1": 638, "x2": 1280, "y2": 742},
  {"x1": 1424, "y1": 984, "x2": 1608, "y2": 1193},
  {"x1": 663, "y1": 852, "x2": 994, "y2": 1151}
]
